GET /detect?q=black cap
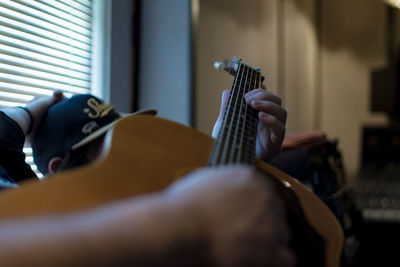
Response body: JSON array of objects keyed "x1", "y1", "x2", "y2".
[
  {"x1": 32, "y1": 94, "x2": 121, "y2": 174},
  {"x1": 33, "y1": 94, "x2": 156, "y2": 174}
]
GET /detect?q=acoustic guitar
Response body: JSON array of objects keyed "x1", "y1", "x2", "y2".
[{"x1": 0, "y1": 57, "x2": 343, "y2": 266}]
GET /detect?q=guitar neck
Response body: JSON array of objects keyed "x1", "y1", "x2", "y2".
[{"x1": 209, "y1": 63, "x2": 263, "y2": 166}]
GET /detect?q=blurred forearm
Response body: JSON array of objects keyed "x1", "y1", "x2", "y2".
[{"x1": 0, "y1": 193, "x2": 207, "y2": 267}]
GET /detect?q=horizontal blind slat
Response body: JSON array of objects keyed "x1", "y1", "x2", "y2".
[
  {"x1": 0, "y1": 43, "x2": 90, "y2": 73},
  {"x1": 0, "y1": 53, "x2": 90, "y2": 81},
  {"x1": 0, "y1": 81, "x2": 59, "y2": 97},
  {"x1": 0, "y1": 0, "x2": 92, "y2": 43},
  {"x1": 0, "y1": 100, "x2": 27, "y2": 107},
  {"x1": 0, "y1": 62, "x2": 91, "y2": 88},
  {"x1": 0, "y1": 91, "x2": 34, "y2": 102},
  {"x1": 0, "y1": 24, "x2": 90, "y2": 59},
  {"x1": 0, "y1": 72, "x2": 91, "y2": 95},
  {"x1": 38, "y1": 0, "x2": 92, "y2": 22},
  {"x1": 0, "y1": 6, "x2": 90, "y2": 51},
  {"x1": 18, "y1": 0, "x2": 92, "y2": 29},
  {"x1": 0, "y1": 33, "x2": 90, "y2": 64},
  {"x1": 57, "y1": 0, "x2": 91, "y2": 15},
  {"x1": 0, "y1": 25, "x2": 91, "y2": 59},
  {"x1": 74, "y1": 0, "x2": 92, "y2": 9}
]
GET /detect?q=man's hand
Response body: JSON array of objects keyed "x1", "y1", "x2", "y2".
[
  {"x1": 25, "y1": 90, "x2": 65, "y2": 143},
  {"x1": 1, "y1": 91, "x2": 65, "y2": 144},
  {"x1": 212, "y1": 88, "x2": 287, "y2": 161},
  {"x1": 166, "y1": 166, "x2": 295, "y2": 267},
  {"x1": 0, "y1": 166, "x2": 294, "y2": 267}
]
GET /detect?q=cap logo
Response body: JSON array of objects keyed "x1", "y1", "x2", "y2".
[
  {"x1": 84, "y1": 98, "x2": 114, "y2": 119},
  {"x1": 82, "y1": 121, "x2": 99, "y2": 134}
]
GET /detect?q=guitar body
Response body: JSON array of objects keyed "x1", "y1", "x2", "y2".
[
  {"x1": 0, "y1": 115, "x2": 343, "y2": 267},
  {"x1": 0, "y1": 116, "x2": 213, "y2": 215}
]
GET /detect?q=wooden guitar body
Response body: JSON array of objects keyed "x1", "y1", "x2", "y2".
[
  {"x1": 0, "y1": 115, "x2": 343, "y2": 267},
  {"x1": 0, "y1": 116, "x2": 213, "y2": 215}
]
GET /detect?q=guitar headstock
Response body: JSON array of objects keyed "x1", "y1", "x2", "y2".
[
  {"x1": 214, "y1": 57, "x2": 262, "y2": 81},
  {"x1": 214, "y1": 56, "x2": 241, "y2": 76}
]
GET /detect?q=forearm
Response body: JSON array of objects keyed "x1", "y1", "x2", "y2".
[
  {"x1": 0, "y1": 193, "x2": 208, "y2": 266},
  {"x1": 0, "y1": 112, "x2": 36, "y2": 181},
  {"x1": 1, "y1": 107, "x2": 31, "y2": 136}
]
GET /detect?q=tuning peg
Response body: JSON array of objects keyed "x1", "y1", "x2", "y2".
[
  {"x1": 214, "y1": 61, "x2": 225, "y2": 72},
  {"x1": 232, "y1": 56, "x2": 241, "y2": 63}
]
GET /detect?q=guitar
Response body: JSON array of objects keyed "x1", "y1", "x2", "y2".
[{"x1": 0, "y1": 57, "x2": 343, "y2": 266}]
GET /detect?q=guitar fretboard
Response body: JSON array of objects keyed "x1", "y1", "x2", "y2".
[{"x1": 209, "y1": 63, "x2": 262, "y2": 166}]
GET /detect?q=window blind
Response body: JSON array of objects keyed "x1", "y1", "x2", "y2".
[{"x1": 0, "y1": 0, "x2": 95, "y2": 177}]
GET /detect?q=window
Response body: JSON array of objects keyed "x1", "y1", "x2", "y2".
[{"x1": 0, "y1": 0, "x2": 99, "y2": 176}]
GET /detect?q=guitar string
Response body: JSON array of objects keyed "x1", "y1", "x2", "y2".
[
  {"x1": 236, "y1": 65, "x2": 253, "y2": 163},
  {"x1": 234, "y1": 65, "x2": 251, "y2": 163},
  {"x1": 241, "y1": 66, "x2": 261, "y2": 164},
  {"x1": 220, "y1": 63, "x2": 245, "y2": 164},
  {"x1": 217, "y1": 64, "x2": 259, "y2": 165},
  {"x1": 246, "y1": 66, "x2": 257, "y2": 163},
  {"x1": 208, "y1": 63, "x2": 242, "y2": 166},
  {"x1": 231, "y1": 64, "x2": 254, "y2": 164},
  {"x1": 228, "y1": 64, "x2": 249, "y2": 164},
  {"x1": 209, "y1": 63, "x2": 262, "y2": 166},
  {"x1": 225, "y1": 64, "x2": 260, "y2": 164},
  {"x1": 250, "y1": 71, "x2": 261, "y2": 161},
  {"x1": 216, "y1": 64, "x2": 243, "y2": 165},
  {"x1": 238, "y1": 67, "x2": 261, "y2": 164}
]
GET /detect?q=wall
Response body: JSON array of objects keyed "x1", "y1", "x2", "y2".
[
  {"x1": 194, "y1": 0, "x2": 318, "y2": 140},
  {"x1": 109, "y1": 0, "x2": 134, "y2": 113},
  {"x1": 282, "y1": 0, "x2": 318, "y2": 132},
  {"x1": 319, "y1": 0, "x2": 387, "y2": 176},
  {"x1": 195, "y1": 0, "x2": 389, "y2": 177},
  {"x1": 195, "y1": 0, "x2": 279, "y2": 134},
  {"x1": 137, "y1": 0, "x2": 192, "y2": 125},
  {"x1": 95, "y1": 0, "x2": 134, "y2": 113}
]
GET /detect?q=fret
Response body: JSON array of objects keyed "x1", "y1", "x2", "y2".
[
  {"x1": 209, "y1": 61, "x2": 263, "y2": 166},
  {"x1": 227, "y1": 64, "x2": 250, "y2": 163},
  {"x1": 211, "y1": 63, "x2": 245, "y2": 165},
  {"x1": 234, "y1": 65, "x2": 255, "y2": 163},
  {"x1": 233, "y1": 82, "x2": 258, "y2": 91}
]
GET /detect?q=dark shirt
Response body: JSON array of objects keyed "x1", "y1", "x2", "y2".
[{"x1": 0, "y1": 112, "x2": 37, "y2": 190}]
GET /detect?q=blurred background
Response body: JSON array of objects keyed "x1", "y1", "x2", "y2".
[
  {"x1": 138, "y1": 0, "x2": 395, "y2": 181},
  {"x1": 194, "y1": 0, "x2": 390, "y2": 179}
]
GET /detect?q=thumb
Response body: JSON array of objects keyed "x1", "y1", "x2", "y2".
[
  {"x1": 212, "y1": 90, "x2": 231, "y2": 139},
  {"x1": 218, "y1": 89, "x2": 231, "y2": 119}
]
